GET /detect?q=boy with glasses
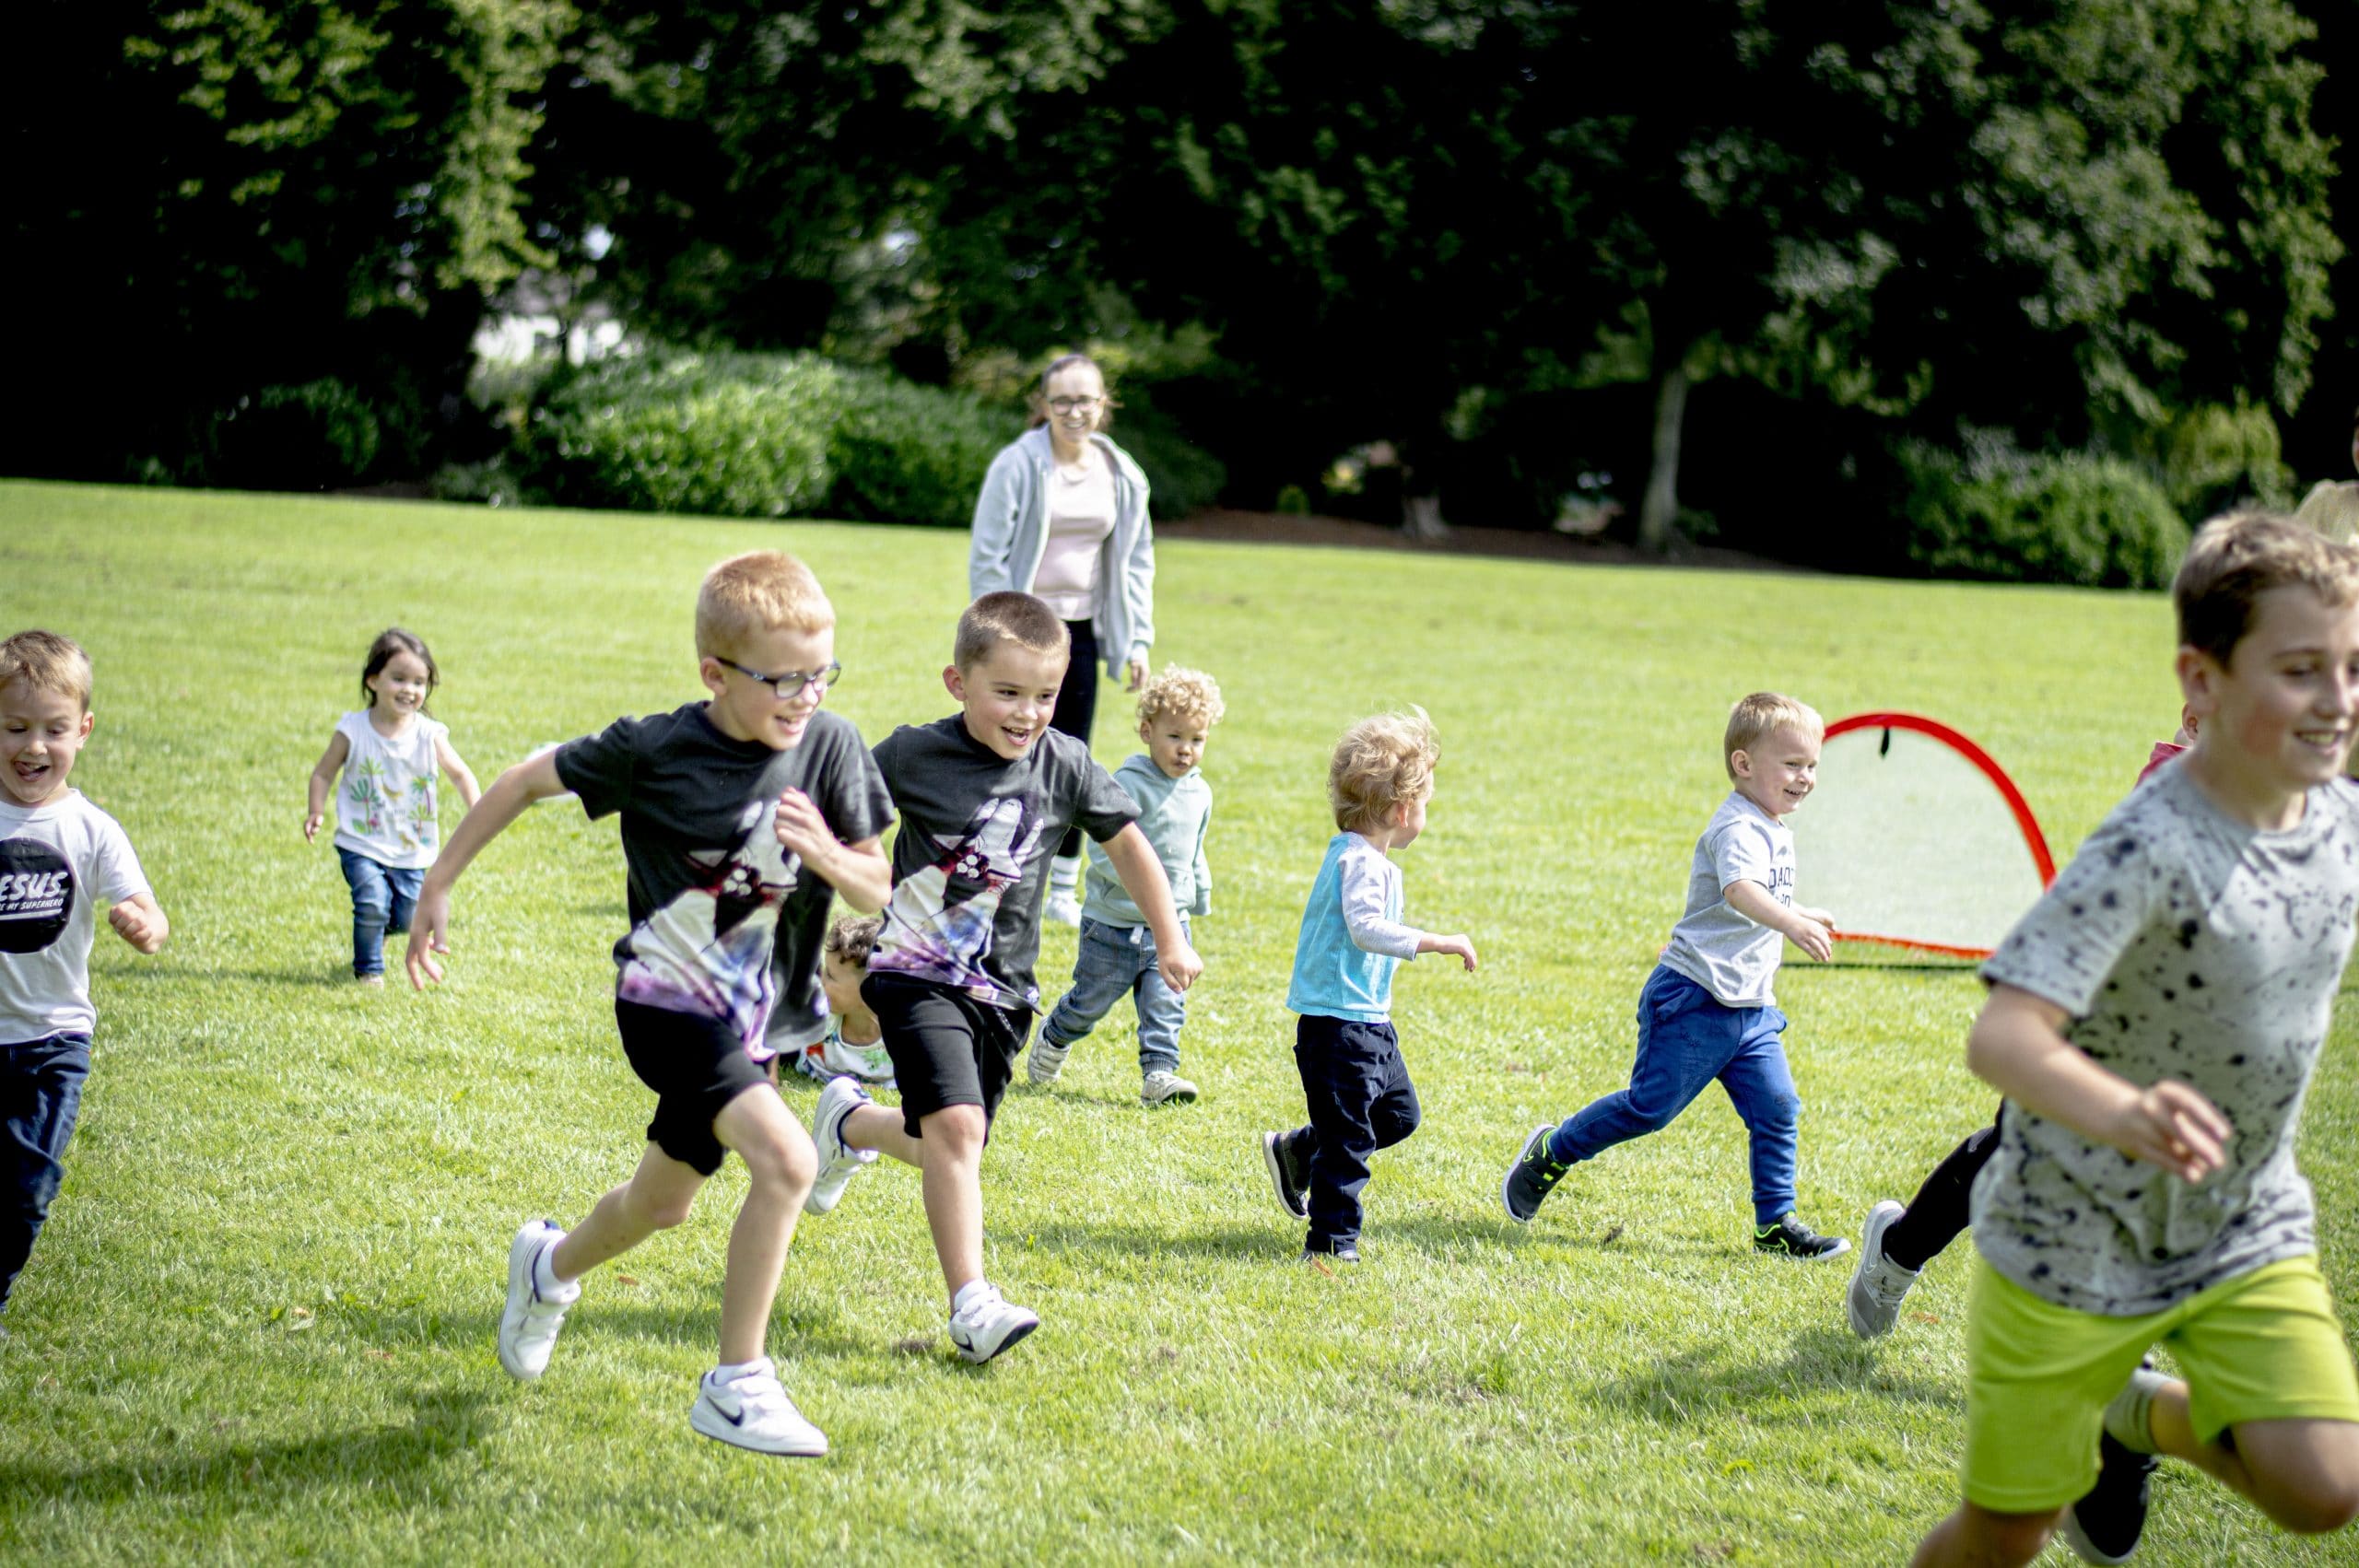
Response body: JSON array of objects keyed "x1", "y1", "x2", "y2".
[{"x1": 407, "y1": 550, "x2": 894, "y2": 1457}]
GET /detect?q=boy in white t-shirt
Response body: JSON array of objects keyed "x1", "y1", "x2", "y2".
[
  {"x1": 1, "y1": 630, "x2": 168, "y2": 1330},
  {"x1": 1499, "y1": 693, "x2": 1848, "y2": 1258}
]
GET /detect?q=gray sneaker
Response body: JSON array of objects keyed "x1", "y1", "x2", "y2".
[
  {"x1": 1141, "y1": 1070, "x2": 1199, "y2": 1106},
  {"x1": 1027, "y1": 1036, "x2": 1074, "y2": 1088},
  {"x1": 1846, "y1": 1200, "x2": 1920, "y2": 1338}
]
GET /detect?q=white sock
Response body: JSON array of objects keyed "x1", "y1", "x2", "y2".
[
  {"x1": 534, "y1": 1244, "x2": 570, "y2": 1296},
  {"x1": 953, "y1": 1279, "x2": 993, "y2": 1315},
  {"x1": 710, "y1": 1357, "x2": 768, "y2": 1385},
  {"x1": 1050, "y1": 854, "x2": 1081, "y2": 895}
]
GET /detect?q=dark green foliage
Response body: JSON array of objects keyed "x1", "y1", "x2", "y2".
[
  {"x1": 207, "y1": 380, "x2": 384, "y2": 492},
  {"x1": 1111, "y1": 409, "x2": 1228, "y2": 521},
  {"x1": 827, "y1": 369, "x2": 1012, "y2": 528},
  {"x1": 530, "y1": 351, "x2": 839, "y2": 519},
  {"x1": 1902, "y1": 445, "x2": 2189, "y2": 591},
  {"x1": 525, "y1": 348, "x2": 1024, "y2": 526}
]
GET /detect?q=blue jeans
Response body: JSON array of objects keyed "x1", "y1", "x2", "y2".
[
  {"x1": 2, "y1": 1033, "x2": 91, "y2": 1316},
  {"x1": 1289, "y1": 1014, "x2": 1421, "y2": 1251},
  {"x1": 338, "y1": 848, "x2": 424, "y2": 978},
  {"x1": 1546, "y1": 965, "x2": 1802, "y2": 1226},
  {"x1": 1040, "y1": 916, "x2": 1188, "y2": 1074}
]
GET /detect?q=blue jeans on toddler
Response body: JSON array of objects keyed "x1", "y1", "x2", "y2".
[
  {"x1": 1040, "y1": 916, "x2": 1188, "y2": 1074},
  {"x1": 2, "y1": 1033, "x2": 91, "y2": 1317},
  {"x1": 1545, "y1": 964, "x2": 1802, "y2": 1226},
  {"x1": 338, "y1": 848, "x2": 424, "y2": 978},
  {"x1": 1286, "y1": 1014, "x2": 1422, "y2": 1252}
]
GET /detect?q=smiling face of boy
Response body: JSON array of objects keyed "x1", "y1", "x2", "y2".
[
  {"x1": 1730, "y1": 724, "x2": 1821, "y2": 819},
  {"x1": 0, "y1": 681, "x2": 92, "y2": 810},
  {"x1": 946, "y1": 640, "x2": 1068, "y2": 761},
  {"x1": 2184, "y1": 583, "x2": 2359, "y2": 806}
]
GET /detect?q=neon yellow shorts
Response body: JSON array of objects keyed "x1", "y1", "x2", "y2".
[{"x1": 1962, "y1": 1253, "x2": 2359, "y2": 1514}]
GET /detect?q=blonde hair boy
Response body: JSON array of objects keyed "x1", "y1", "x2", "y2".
[{"x1": 1329, "y1": 708, "x2": 1438, "y2": 834}]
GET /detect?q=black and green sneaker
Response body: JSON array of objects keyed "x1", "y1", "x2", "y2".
[
  {"x1": 1501, "y1": 1125, "x2": 1570, "y2": 1223},
  {"x1": 1753, "y1": 1213, "x2": 1851, "y2": 1260},
  {"x1": 2059, "y1": 1431, "x2": 2160, "y2": 1564}
]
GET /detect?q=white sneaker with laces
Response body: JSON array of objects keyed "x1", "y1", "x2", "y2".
[
  {"x1": 1846, "y1": 1199, "x2": 1920, "y2": 1339},
  {"x1": 808, "y1": 1076, "x2": 879, "y2": 1214},
  {"x1": 689, "y1": 1356, "x2": 828, "y2": 1457},
  {"x1": 498, "y1": 1219, "x2": 580, "y2": 1381},
  {"x1": 1141, "y1": 1070, "x2": 1199, "y2": 1106},
  {"x1": 947, "y1": 1285, "x2": 1039, "y2": 1364},
  {"x1": 1027, "y1": 1036, "x2": 1073, "y2": 1087}
]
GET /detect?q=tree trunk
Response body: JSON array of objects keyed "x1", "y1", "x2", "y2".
[
  {"x1": 1635, "y1": 353, "x2": 1693, "y2": 556},
  {"x1": 1402, "y1": 492, "x2": 1449, "y2": 541}
]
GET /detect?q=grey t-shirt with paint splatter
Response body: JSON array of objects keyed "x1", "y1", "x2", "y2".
[{"x1": 1973, "y1": 763, "x2": 2359, "y2": 1316}]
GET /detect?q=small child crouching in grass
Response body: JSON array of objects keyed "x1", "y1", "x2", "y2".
[
  {"x1": 1500, "y1": 693, "x2": 1848, "y2": 1259},
  {"x1": 1259, "y1": 710, "x2": 1476, "y2": 1264},
  {"x1": 1911, "y1": 513, "x2": 2359, "y2": 1566},
  {"x1": 1031, "y1": 664, "x2": 1223, "y2": 1106},
  {"x1": 0, "y1": 631, "x2": 169, "y2": 1332},
  {"x1": 786, "y1": 914, "x2": 892, "y2": 1088}
]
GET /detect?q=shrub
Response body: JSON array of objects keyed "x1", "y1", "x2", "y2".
[
  {"x1": 209, "y1": 378, "x2": 381, "y2": 490},
  {"x1": 1902, "y1": 441, "x2": 2189, "y2": 590},
  {"x1": 1114, "y1": 404, "x2": 1227, "y2": 519},
  {"x1": 827, "y1": 369, "x2": 1011, "y2": 528},
  {"x1": 529, "y1": 351, "x2": 839, "y2": 518}
]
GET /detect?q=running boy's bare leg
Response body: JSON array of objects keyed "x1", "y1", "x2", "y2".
[
  {"x1": 549, "y1": 1144, "x2": 709, "y2": 1281},
  {"x1": 915, "y1": 1104, "x2": 989, "y2": 1296},
  {"x1": 710, "y1": 1083, "x2": 818, "y2": 1365}
]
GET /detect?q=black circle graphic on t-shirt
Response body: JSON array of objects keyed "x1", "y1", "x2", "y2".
[{"x1": 0, "y1": 838, "x2": 76, "y2": 953}]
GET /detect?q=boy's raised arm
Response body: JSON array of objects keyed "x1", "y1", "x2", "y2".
[
  {"x1": 1101, "y1": 824, "x2": 1202, "y2": 992},
  {"x1": 1724, "y1": 879, "x2": 1833, "y2": 963},
  {"x1": 1968, "y1": 982, "x2": 2231, "y2": 1185},
  {"x1": 408, "y1": 750, "x2": 570, "y2": 988}
]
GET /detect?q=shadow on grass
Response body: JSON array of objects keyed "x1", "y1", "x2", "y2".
[
  {"x1": 1010, "y1": 1211, "x2": 1710, "y2": 1263},
  {"x1": 0, "y1": 1385, "x2": 495, "y2": 1504},
  {"x1": 358, "y1": 1300, "x2": 878, "y2": 1365},
  {"x1": 101, "y1": 965, "x2": 357, "y2": 989},
  {"x1": 1581, "y1": 1326, "x2": 1957, "y2": 1421}
]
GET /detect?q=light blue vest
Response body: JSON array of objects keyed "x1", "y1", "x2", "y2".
[{"x1": 1285, "y1": 833, "x2": 1401, "y2": 1023}]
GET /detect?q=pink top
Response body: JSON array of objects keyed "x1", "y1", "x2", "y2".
[
  {"x1": 1033, "y1": 453, "x2": 1117, "y2": 619},
  {"x1": 2139, "y1": 741, "x2": 2186, "y2": 784}
]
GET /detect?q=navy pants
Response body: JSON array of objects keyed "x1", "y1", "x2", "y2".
[
  {"x1": 1546, "y1": 965, "x2": 1802, "y2": 1227},
  {"x1": 338, "y1": 848, "x2": 423, "y2": 978},
  {"x1": 2, "y1": 1032, "x2": 91, "y2": 1316},
  {"x1": 1288, "y1": 1014, "x2": 1421, "y2": 1251}
]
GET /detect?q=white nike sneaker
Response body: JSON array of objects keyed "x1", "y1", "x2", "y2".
[
  {"x1": 808, "y1": 1076, "x2": 879, "y2": 1214},
  {"x1": 498, "y1": 1219, "x2": 580, "y2": 1381},
  {"x1": 947, "y1": 1284, "x2": 1039, "y2": 1364},
  {"x1": 1846, "y1": 1200, "x2": 1921, "y2": 1339},
  {"x1": 689, "y1": 1356, "x2": 828, "y2": 1457}
]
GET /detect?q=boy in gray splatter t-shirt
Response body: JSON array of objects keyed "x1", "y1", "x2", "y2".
[{"x1": 1915, "y1": 514, "x2": 2359, "y2": 1567}]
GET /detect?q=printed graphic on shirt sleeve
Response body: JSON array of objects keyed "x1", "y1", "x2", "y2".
[{"x1": 0, "y1": 839, "x2": 75, "y2": 954}]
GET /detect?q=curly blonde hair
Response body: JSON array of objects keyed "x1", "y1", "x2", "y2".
[
  {"x1": 1329, "y1": 708, "x2": 1438, "y2": 833},
  {"x1": 1136, "y1": 664, "x2": 1226, "y2": 730}
]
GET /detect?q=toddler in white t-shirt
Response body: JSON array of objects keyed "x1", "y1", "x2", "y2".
[
  {"x1": 304, "y1": 629, "x2": 479, "y2": 983},
  {"x1": 1, "y1": 630, "x2": 169, "y2": 1328}
]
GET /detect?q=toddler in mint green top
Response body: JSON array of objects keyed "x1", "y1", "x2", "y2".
[{"x1": 1036, "y1": 667, "x2": 1223, "y2": 1106}]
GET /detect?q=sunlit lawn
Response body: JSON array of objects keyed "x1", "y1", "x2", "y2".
[{"x1": 1, "y1": 480, "x2": 2350, "y2": 1563}]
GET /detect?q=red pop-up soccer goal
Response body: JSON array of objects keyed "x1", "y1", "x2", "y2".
[{"x1": 1789, "y1": 712, "x2": 2057, "y2": 960}]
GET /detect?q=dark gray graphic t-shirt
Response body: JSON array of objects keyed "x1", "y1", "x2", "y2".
[
  {"x1": 870, "y1": 716, "x2": 1138, "y2": 1010},
  {"x1": 557, "y1": 705, "x2": 892, "y2": 1047},
  {"x1": 1976, "y1": 765, "x2": 2359, "y2": 1314}
]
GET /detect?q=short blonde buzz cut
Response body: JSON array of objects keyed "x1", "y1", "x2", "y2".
[
  {"x1": 0, "y1": 629, "x2": 94, "y2": 713},
  {"x1": 1136, "y1": 664, "x2": 1226, "y2": 730},
  {"x1": 696, "y1": 550, "x2": 834, "y2": 660},
  {"x1": 1329, "y1": 708, "x2": 1438, "y2": 834},
  {"x1": 1724, "y1": 692, "x2": 1824, "y2": 781},
  {"x1": 955, "y1": 591, "x2": 1070, "y2": 671},
  {"x1": 2176, "y1": 510, "x2": 2359, "y2": 666}
]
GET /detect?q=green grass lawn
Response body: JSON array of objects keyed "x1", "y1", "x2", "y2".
[{"x1": 2, "y1": 479, "x2": 2352, "y2": 1564}]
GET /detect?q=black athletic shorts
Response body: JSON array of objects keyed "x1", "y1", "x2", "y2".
[
  {"x1": 615, "y1": 999, "x2": 770, "y2": 1176},
  {"x1": 863, "y1": 973, "x2": 1033, "y2": 1139}
]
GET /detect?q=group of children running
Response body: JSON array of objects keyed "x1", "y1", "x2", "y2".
[{"x1": 6, "y1": 505, "x2": 2359, "y2": 1561}]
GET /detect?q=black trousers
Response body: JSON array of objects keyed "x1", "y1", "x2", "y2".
[
  {"x1": 1051, "y1": 618, "x2": 1100, "y2": 859},
  {"x1": 1882, "y1": 1111, "x2": 2002, "y2": 1272},
  {"x1": 1288, "y1": 1014, "x2": 1422, "y2": 1251}
]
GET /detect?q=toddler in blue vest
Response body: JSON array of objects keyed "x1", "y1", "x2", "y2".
[{"x1": 1259, "y1": 710, "x2": 1477, "y2": 1263}]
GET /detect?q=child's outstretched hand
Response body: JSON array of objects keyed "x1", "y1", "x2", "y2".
[
  {"x1": 1157, "y1": 938, "x2": 1203, "y2": 994},
  {"x1": 1425, "y1": 933, "x2": 1479, "y2": 972},
  {"x1": 2103, "y1": 1079, "x2": 2231, "y2": 1184},
  {"x1": 1787, "y1": 913, "x2": 1835, "y2": 963},
  {"x1": 303, "y1": 810, "x2": 324, "y2": 842},
  {"x1": 405, "y1": 889, "x2": 453, "y2": 989}
]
